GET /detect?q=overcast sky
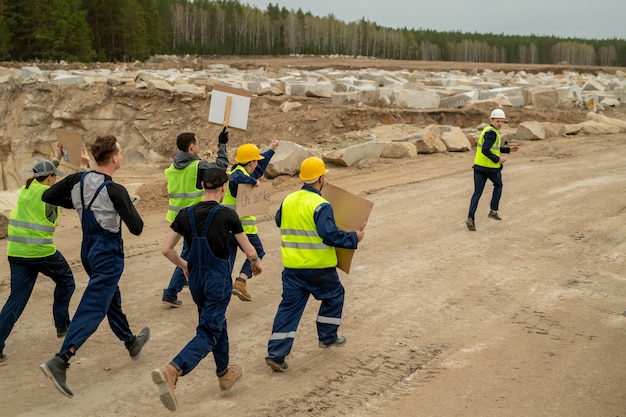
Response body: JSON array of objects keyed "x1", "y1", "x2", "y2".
[{"x1": 241, "y1": 0, "x2": 625, "y2": 40}]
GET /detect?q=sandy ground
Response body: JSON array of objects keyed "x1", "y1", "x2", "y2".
[{"x1": 1, "y1": 128, "x2": 625, "y2": 416}]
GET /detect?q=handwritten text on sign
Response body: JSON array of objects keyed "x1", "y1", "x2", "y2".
[{"x1": 235, "y1": 182, "x2": 272, "y2": 217}]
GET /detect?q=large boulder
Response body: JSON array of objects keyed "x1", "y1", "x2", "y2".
[
  {"x1": 323, "y1": 141, "x2": 386, "y2": 167},
  {"x1": 441, "y1": 127, "x2": 471, "y2": 152},
  {"x1": 411, "y1": 125, "x2": 447, "y2": 154},
  {"x1": 381, "y1": 142, "x2": 417, "y2": 159},
  {"x1": 264, "y1": 141, "x2": 310, "y2": 179},
  {"x1": 541, "y1": 123, "x2": 566, "y2": 138},
  {"x1": 586, "y1": 112, "x2": 626, "y2": 131},
  {"x1": 516, "y1": 121, "x2": 546, "y2": 140}
]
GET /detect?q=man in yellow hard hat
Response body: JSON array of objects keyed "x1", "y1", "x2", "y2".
[
  {"x1": 222, "y1": 136, "x2": 279, "y2": 302},
  {"x1": 265, "y1": 157, "x2": 365, "y2": 372},
  {"x1": 466, "y1": 109, "x2": 519, "y2": 231}
]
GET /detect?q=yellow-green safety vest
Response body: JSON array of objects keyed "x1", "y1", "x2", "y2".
[
  {"x1": 222, "y1": 165, "x2": 258, "y2": 234},
  {"x1": 7, "y1": 180, "x2": 58, "y2": 258},
  {"x1": 474, "y1": 125, "x2": 501, "y2": 169},
  {"x1": 164, "y1": 160, "x2": 204, "y2": 222},
  {"x1": 279, "y1": 189, "x2": 338, "y2": 269}
]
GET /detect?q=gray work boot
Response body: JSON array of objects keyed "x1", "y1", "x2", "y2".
[
  {"x1": 265, "y1": 358, "x2": 289, "y2": 372},
  {"x1": 127, "y1": 327, "x2": 150, "y2": 360},
  {"x1": 40, "y1": 355, "x2": 73, "y2": 397},
  {"x1": 319, "y1": 335, "x2": 347, "y2": 348}
]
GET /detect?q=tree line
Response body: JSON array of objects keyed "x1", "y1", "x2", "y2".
[{"x1": 1, "y1": 0, "x2": 625, "y2": 66}]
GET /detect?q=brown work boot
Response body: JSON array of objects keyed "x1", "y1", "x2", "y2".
[
  {"x1": 232, "y1": 279, "x2": 252, "y2": 301},
  {"x1": 218, "y1": 364, "x2": 244, "y2": 394},
  {"x1": 151, "y1": 363, "x2": 182, "y2": 411}
]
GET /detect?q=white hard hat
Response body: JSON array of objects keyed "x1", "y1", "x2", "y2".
[{"x1": 490, "y1": 109, "x2": 506, "y2": 119}]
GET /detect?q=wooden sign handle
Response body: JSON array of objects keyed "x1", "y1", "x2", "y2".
[{"x1": 223, "y1": 96, "x2": 232, "y2": 127}]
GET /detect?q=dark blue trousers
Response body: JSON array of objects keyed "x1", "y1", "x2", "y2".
[
  {"x1": 468, "y1": 167, "x2": 503, "y2": 220},
  {"x1": 59, "y1": 210, "x2": 133, "y2": 356},
  {"x1": 0, "y1": 251, "x2": 75, "y2": 351},
  {"x1": 267, "y1": 267, "x2": 344, "y2": 363},
  {"x1": 172, "y1": 206, "x2": 232, "y2": 376}
]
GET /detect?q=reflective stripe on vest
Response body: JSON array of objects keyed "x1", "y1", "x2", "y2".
[
  {"x1": 164, "y1": 160, "x2": 204, "y2": 222},
  {"x1": 223, "y1": 165, "x2": 257, "y2": 234},
  {"x1": 474, "y1": 125, "x2": 501, "y2": 168},
  {"x1": 279, "y1": 189, "x2": 337, "y2": 269},
  {"x1": 7, "y1": 180, "x2": 57, "y2": 258}
]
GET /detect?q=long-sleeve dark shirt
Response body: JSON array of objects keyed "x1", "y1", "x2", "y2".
[
  {"x1": 475, "y1": 125, "x2": 513, "y2": 173},
  {"x1": 42, "y1": 171, "x2": 143, "y2": 236},
  {"x1": 228, "y1": 149, "x2": 275, "y2": 197}
]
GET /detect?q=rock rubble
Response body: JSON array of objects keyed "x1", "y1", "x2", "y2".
[{"x1": 1, "y1": 62, "x2": 625, "y2": 191}]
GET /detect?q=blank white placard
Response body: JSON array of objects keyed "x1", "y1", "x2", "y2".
[{"x1": 208, "y1": 84, "x2": 252, "y2": 130}]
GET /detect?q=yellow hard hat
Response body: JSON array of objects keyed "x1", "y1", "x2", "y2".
[
  {"x1": 299, "y1": 157, "x2": 329, "y2": 181},
  {"x1": 235, "y1": 143, "x2": 265, "y2": 163}
]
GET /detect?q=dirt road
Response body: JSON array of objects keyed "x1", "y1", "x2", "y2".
[{"x1": 1, "y1": 132, "x2": 625, "y2": 416}]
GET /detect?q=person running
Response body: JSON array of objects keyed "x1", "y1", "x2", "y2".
[
  {"x1": 162, "y1": 128, "x2": 229, "y2": 307},
  {"x1": 265, "y1": 157, "x2": 365, "y2": 372},
  {"x1": 151, "y1": 168, "x2": 262, "y2": 411},
  {"x1": 0, "y1": 146, "x2": 89, "y2": 362},
  {"x1": 222, "y1": 136, "x2": 278, "y2": 301},
  {"x1": 39, "y1": 135, "x2": 149, "y2": 398},
  {"x1": 466, "y1": 108, "x2": 519, "y2": 231}
]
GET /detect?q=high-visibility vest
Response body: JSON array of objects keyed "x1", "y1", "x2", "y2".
[
  {"x1": 164, "y1": 160, "x2": 204, "y2": 222},
  {"x1": 7, "y1": 180, "x2": 58, "y2": 258},
  {"x1": 474, "y1": 125, "x2": 501, "y2": 169},
  {"x1": 222, "y1": 165, "x2": 258, "y2": 234},
  {"x1": 279, "y1": 189, "x2": 338, "y2": 269}
]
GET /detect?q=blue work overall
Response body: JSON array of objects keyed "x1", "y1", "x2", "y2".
[
  {"x1": 59, "y1": 173, "x2": 133, "y2": 356},
  {"x1": 267, "y1": 267, "x2": 345, "y2": 363},
  {"x1": 172, "y1": 205, "x2": 232, "y2": 376}
]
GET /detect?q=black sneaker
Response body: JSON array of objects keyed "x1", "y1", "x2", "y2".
[
  {"x1": 488, "y1": 211, "x2": 502, "y2": 220},
  {"x1": 40, "y1": 356, "x2": 73, "y2": 397},
  {"x1": 319, "y1": 335, "x2": 347, "y2": 348},
  {"x1": 466, "y1": 218, "x2": 476, "y2": 231},
  {"x1": 0, "y1": 350, "x2": 6, "y2": 362},
  {"x1": 57, "y1": 328, "x2": 68, "y2": 339},
  {"x1": 127, "y1": 327, "x2": 151, "y2": 360},
  {"x1": 265, "y1": 358, "x2": 289, "y2": 372},
  {"x1": 162, "y1": 298, "x2": 182, "y2": 308}
]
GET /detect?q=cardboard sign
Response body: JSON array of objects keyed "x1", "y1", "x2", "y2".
[
  {"x1": 322, "y1": 183, "x2": 373, "y2": 274},
  {"x1": 235, "y1": 182, "x2": 272, "y2": 217},
  {"x1": 208, "y1": 84, "x2": 252, "y2": 130},
  {"x1": 54, "y1": 129, "x2": 83, "y2": 168}
]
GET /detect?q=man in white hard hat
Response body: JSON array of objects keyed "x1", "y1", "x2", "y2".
[{"x1": 466, "y1": 109, "x2": 519, "y2": 231}]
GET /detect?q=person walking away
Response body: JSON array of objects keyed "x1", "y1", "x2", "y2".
[
  {"x1": 0, "y1": 147, "x2": 89, "y2": 362},
  {"x1": 265, "y1": 157, "x2": 365, "y2": 372},
  {"x1": 151, "y1": 168, "x2": 262, "y2": 411},
  {"x1": 162, "y1": 128, "x2": 229, "y2": 308},
  {"x1": 39, "y1": 135, "x2": 149, "y2": 398},
  {"x1": 222, "y1": 136, "x2": 279, "y2": 302},
  {"x1": 466, "y1": 109, "x2": 519, "y2": 231}
]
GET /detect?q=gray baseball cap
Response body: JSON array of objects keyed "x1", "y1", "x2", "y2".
[{"x1": 32, "y1": 160, "x2": 59, "y2": 177}]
